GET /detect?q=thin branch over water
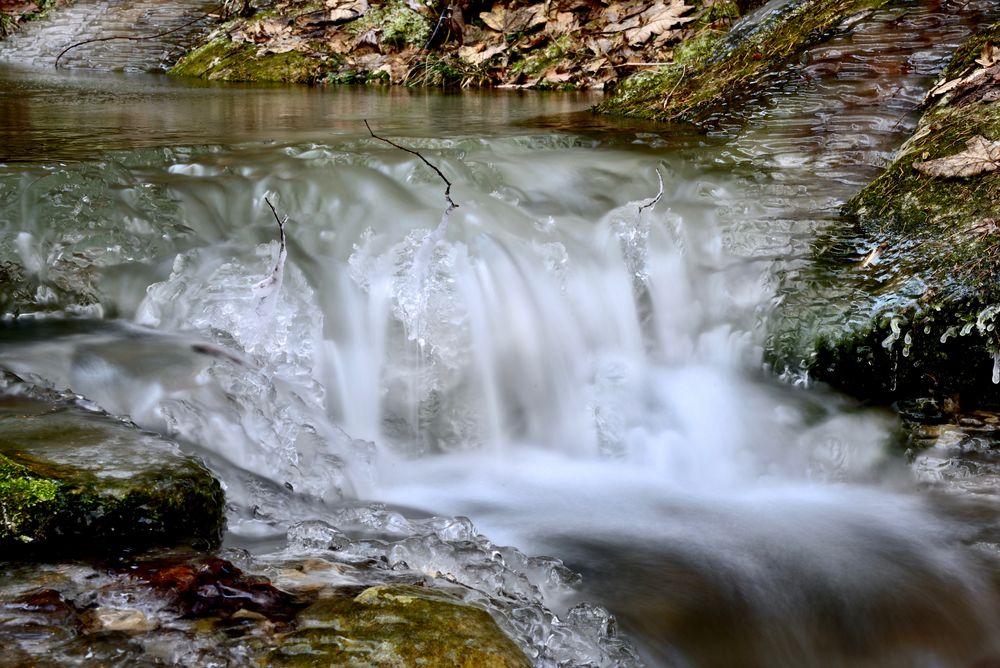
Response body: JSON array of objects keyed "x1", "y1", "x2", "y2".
[{"x1": 364, "y1": 119, "x2": 458, "y2": 216}]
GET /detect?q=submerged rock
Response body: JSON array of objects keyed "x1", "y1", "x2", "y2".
[
  {"x1": 769, "y1": 21, "x2": 1000, "y2": 410},
  {"x1": 0, "y1": 555, "x2": 532, "y2": 667},
  {"x1": 268, "y1": 584, "x2": 531, "y2": 667},
  {"x1": 0, "y1": 373, "x2": 225, "y2": 554},
  {"x1": 597, "y1": 0, "x2": 890, "y2": 122}
]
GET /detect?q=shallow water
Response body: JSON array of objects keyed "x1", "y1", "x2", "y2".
[{"x1": 3, "y1": 1, "x2": 1000, "y2": 665}]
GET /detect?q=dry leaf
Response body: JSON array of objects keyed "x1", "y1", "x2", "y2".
[
  {"x1": 260, "y1": 33, "x2": 313, "y2": 54},
  {"x1": 546, "y1": 11, "x2": 579, "y2": 35},
  {"x1": 624, "y1": 1, "x2": 694, "y2": 46},
  {"x1": 479, "y1": 5, "x2": 544, "y2": 34},
  {"x1": 913, "y1": 135, "x2": 1000, "y2": 178},
  {"x1": 515, "y1": 32, "x2": 548, "y2": 50},
  {"x1": 403, "y1": 0, "x2": 433, "y2": 19},
  {"x1": 325, "y1": 0, "x2": 368, "y2": 21},
  {"x1": 927, "y1": 76, "x2": 963, "y2": 99},
  {"x1": 603, "y1": 2, "x2": 647, "y2": 25},
  {"x1": 585, "y1": 37, "x2": 613, "y2": 55},
  {"x1": 605, "y1": 15, "x2": 641, "y2": 33},
  {"x1": 976, "y1": 43, "x2": 1000, "y2": 69},
  {"x1": 458, "y1": 43, "x2": 507, "y2": 65},
  {"x1": 354, "y1": 28, "x2": 381, "y2": 50},
  {"x1": 543, "y1": 68, "x2": 573, "y2": 83},
  {"x1": 327, "y1": 32, "x2": 354, "y2": 54},
  {"x1": 256, "y1": 19, "x2": 292, "y2": 38}
]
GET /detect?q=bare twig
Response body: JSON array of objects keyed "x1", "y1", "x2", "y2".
[
  {"x1": 422, "y1": 3, "x2": 453, "y2": 52},
  {"x1": 253, "y1": 196, "x2": 288, "y2": 310},
  {"x1": 364, "y1": 119, "x2": 458, "y2": 214},
  {"x1": 637, "y1": 167, "x2": 664, "y2": 216},
  {"x1": 55, "y1": 7, "x2": 220, "y2": 69},
  {"x1": 264, "y1": 196, "x2": 286, "y2": 255}
]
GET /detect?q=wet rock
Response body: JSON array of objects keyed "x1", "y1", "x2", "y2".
[
  {"x1": 597, "y1": 0, "x2": 891, "y2": 122},
  {"x1": 0, "y1": 374, "x2": 225, "y2": 555},
  {"x1": 267, "y1": 584, "x2": 531, "y2": 667},
  {"x1": 81, "y1": 607, "x2": 157, "y2": 633},
  {"x1": 0, "y1": 261, "x2": 34, "y2": 318},
  {"x1": 124, "y1": 554, "x2": 303, "y2": 621},
  {"x1": 768, "y1": 21, "x2": 1000, "y2": 410},
  {"x1": 0, "y1": 556, "x2": 532, "y2": 666}
]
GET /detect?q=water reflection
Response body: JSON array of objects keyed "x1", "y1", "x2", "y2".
[{"x1": 0, "y1": 65, "x2": 615, "y2": 162}]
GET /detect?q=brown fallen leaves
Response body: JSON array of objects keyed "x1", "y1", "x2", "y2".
[
  {"x1": 914, "y1": 135, "x2": 1000, "y2": 179},
  {"x1": 218, "y1": 0, "x2": 729, "y2": 88},
  {"x1": 926, "y1": 41, "x2": 1000, "y2": 108}
]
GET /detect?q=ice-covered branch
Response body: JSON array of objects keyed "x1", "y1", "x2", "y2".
[
  {"x1": 637, "y1": 167, "x2": 664, "y2": 218},
  {"x1": 252, "y1": 196, "x2": 287, "y2": 313}
]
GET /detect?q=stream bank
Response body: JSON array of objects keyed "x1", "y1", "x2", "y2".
[
  {"x1": 169, "y1": 0, "x2": 748, "y2": 88},
  {"x1": 769, "y1": 21, "x2": 1000, "y2": 415}
]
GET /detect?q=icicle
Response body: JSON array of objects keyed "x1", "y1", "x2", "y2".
[
  {"x1": 992, "y1": 351, "x2": 1000, "y2": 385},
  {"x1": 882, "y1": 316, "x2": 903, "y2": 349}
]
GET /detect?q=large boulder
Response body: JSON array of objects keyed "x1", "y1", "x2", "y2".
[{"x1": 0, "y1": 373, "x2": 225, "y2": 554}]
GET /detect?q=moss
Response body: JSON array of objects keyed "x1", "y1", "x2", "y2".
[
  {"x1": 767, "y1": 21, "x2": 1000, "y2": 409},
  {"x1": 349, "y1": 0, "x2": 430, "y2": 48},
  {"x1": 0, "y1": 396, "x2": 225, "y2": 555},
  {"x1": 0, "y1": 454, "x2": 60, "y2": 543},
  {"x1": 267, "y1": 585, "x2": 530, "y2": 667},
  {"x1": 0, "y1": 13, "x2": 16, "y2": 39},
  {"x1": 691, "y1": 0, "x2": 742, "y2": 30},
  {"x1": 510, "y1": 34, "x2": 573, "y2": 79},
  {"x1": 597, "y1": 0, "x2": 891, "y2": 122},
  {"x1": 170, "y1": 37, "x2": 331, "y2": 83},
  {"x1": 0, "y1": 262, "x2": 33, "y2": 318}
]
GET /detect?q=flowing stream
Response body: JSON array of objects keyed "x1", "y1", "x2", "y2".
[{"x1": 3, "y1": 1, "x2": 1000, "y2": 665}]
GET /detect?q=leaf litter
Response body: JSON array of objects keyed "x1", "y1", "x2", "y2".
[{"x1": 214, "y1": 0, "x2": 736, "y2": 88}]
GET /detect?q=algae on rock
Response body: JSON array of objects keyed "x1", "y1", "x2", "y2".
[
  {"x1": 268, "y1": 584, "x2": 532, "y2": 667},
  {"x1": 0, "y1": 375, "x2": 225, "y2": 554},
  {"x1": 170, "y1": 37, "x2": 330, "y2": 83}
]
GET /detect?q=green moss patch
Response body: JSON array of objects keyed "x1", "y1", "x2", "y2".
[
  {"x1": 170, "y1": 37, "x2": 331, "y2": 83},
  {"x1": 597, "y1": 0, "x2": 890, "y2": 122},
  {"x1": 0, "y1": 392, "x2": 225, "y2": 555}
]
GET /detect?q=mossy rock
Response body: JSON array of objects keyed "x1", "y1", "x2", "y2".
[
  {"x1": 267, "y1": 584, "x2": 531, "y2": 667},
  {"x1": 596, "y1": 0, "x2": 890, "y2": 122},
  {"x1": 170, "y1": 37, "x2": 331, "y2": 83},
  {"x1": 767, "y1": 23, "x2": 1000, "y2": 409},
  {"x1": 0, "y1": 385, "x2": 225, "y2": 555},
  {"x1": 0, "y1": 262, "x2": 34, "y2": 318}
]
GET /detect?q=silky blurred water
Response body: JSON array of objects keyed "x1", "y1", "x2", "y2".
[{"x1": 3, "y1": 1, "x2": 1000, "y2": 665}]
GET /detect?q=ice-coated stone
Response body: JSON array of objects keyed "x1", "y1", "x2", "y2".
[{"x1": 0, "y1": 373, "x2": 225, "y2": 554}]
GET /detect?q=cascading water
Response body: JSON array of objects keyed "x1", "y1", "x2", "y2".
[{"x1": 4, "y1": 0, "x2": 1000, "y2": 665}]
